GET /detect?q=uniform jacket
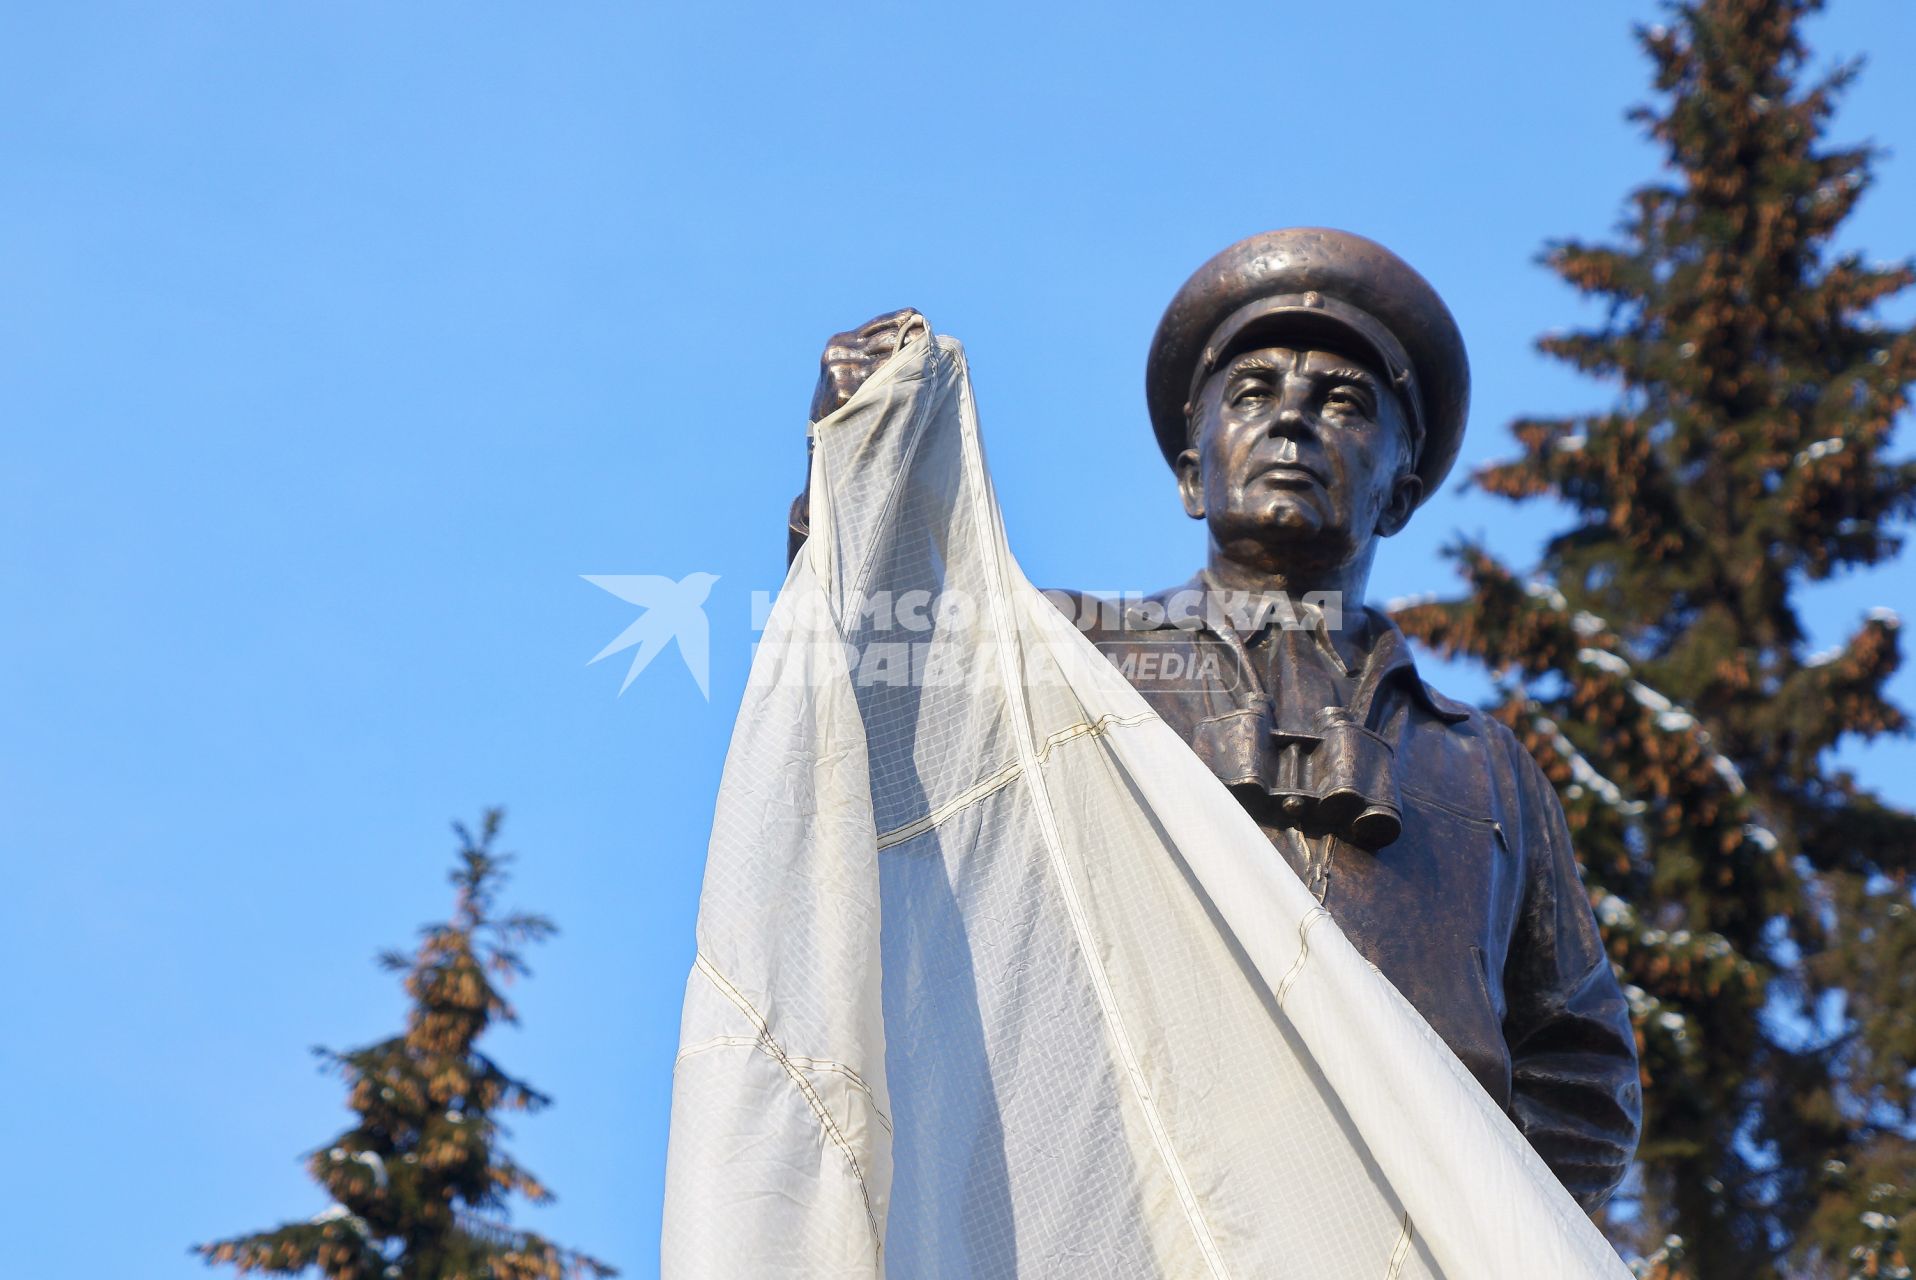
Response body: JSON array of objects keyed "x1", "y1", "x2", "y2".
[{"x1": 1061, "y1": 577, "x2": 1643, "y2": 1209}]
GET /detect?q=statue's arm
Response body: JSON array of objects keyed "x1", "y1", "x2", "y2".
[
  {"x1": 1500, "y1": 740, "x2": 1644, "y2": 1212},
  {"x1": 787, "y1": 309, "x2": 928, "y2": 567}
]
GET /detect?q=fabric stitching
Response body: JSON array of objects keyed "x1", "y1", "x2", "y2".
[
  {"x1": 674, "y1": 1034, "x2": 761, "y2": 1060},
  {"x1": 1275, "y1": 906, "x2": 1333, "y2": 1008},
  {"x1": 875, "y1": 758, "x2": 1024, "y2": 851},
  {"x1": 874, "y1": 711, "x2": 1160, "y2": 851},
  {"x1": 673, "y1": 1038, "x2": 894, "y2": 1135},
  {"x1": 1384, "y1": 1211, "x2": 1415, "y2": 1278},
  {"x1": 1037, "y1": 711, "x2": 1160, "y2": 760},
  {"x1": 692, "y1": 954, "x2": 885, "y2": 1252},
  {"x1": 951, "y1": 351, "x2": 1235, "y2": 1280}
]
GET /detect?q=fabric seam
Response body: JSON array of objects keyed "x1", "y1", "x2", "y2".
[
  {"x1": 874, "y1": 711, "x2": 1160, "y2": 851},
  {"x1": 1275, "y1": 906, "x2": 1332, "y2": 1007},
  {"x1": 1384, "y1": 1211, "x2": 1415, "y2": 1279},
  {"x1": 674, "y1": 1036, "x2": 893, "y2": 1135},
  {"x1": 691, "y1": 954, "x2": 884, "y2": 1252},
  {"x1": 951, "y1": 354, "x2": 1234, "y2": 1280}
]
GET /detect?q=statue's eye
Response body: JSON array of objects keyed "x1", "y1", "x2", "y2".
[
  {"x1": 1230, "y1": 381, "x2": 1273, "y2": 407},
  {"x1": 1324, "y1": 387, "x2": 1366, "y2": 413}
]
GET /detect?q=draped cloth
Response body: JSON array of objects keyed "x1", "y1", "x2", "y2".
[{"x1": 661, "y1": 332, "x2": 1631, "y2": 1279}]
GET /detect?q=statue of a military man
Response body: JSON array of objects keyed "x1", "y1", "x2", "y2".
[{"x1": 790, "y1": 228, "x2": 1642, "y2": 1209}]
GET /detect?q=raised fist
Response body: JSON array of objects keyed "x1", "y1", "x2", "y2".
[
  {"x1": 808, "y1": 308, "x2": 929, "y2": 421},
  {"x1": 790, "y1": 309, "x2": 927, "y2": 563}
]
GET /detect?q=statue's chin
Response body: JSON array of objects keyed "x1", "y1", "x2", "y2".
[
  {"x1": 1212, "y1": 506, "x2": 1359, "y2": 576},
  {"x1": 1213, "y1": 497, "x2": 1333, "y2": 543}
]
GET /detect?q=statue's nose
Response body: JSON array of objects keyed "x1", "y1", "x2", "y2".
[{"x1": 1269, "y1": 404, "x2": 1311, "y2": 439}]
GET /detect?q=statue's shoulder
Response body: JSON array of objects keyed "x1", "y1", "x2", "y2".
[
  {"x1": 1036, "y1": 581, "x2": 1206, "y2": 639},
  {"x1": 1034, "y1": 587, "x2": 1112, "y2": 619},
  {"x1": 1399, "y1": 682, "x2": 1579, "y2": 844}
]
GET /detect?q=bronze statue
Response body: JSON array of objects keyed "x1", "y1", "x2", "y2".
[{"x1": 789, "y1": 228, "x2": 1642, "y2": 1210}]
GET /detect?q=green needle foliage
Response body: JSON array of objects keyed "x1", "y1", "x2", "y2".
[
  {"x1": 196, "y1": 811, "x2": 616, "y2": 1280},
  {"x1": 1394, "y1": 3, "x2": 1915, "y2": 1276}
]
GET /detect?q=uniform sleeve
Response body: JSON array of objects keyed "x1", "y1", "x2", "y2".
[{"x1": 1501, "y1": 736, "x2": 1643, "y2": 1211}]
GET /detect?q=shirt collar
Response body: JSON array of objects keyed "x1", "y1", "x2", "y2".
[{"x1": 1123, "y1": 574, "x2": 1472, "y2": 724}]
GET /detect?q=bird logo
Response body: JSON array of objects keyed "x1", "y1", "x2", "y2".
[{"x1": 583, "y1": 572, "x2": 720, "y2": 698}]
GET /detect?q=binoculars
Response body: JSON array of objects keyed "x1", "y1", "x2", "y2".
[{"x1": 1246, "y1": 700, "x2": 1403, "y2": 852}]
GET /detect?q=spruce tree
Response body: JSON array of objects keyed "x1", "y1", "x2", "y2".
[
  {"x1": 1392, "y1": 3, "x2": 1915, "y2": 1276},
  {"x1": 196, "y1": 811, "x2": 615, "y2": 1280}
]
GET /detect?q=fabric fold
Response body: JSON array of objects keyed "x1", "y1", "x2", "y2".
[{"x1": 662, "y1": 329, "x2": 1631, "y2": 1280}]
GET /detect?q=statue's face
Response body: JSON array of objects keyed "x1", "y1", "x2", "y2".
[{"x1": 1175, "y1": 344, "x2": 1421, "y2": 575}]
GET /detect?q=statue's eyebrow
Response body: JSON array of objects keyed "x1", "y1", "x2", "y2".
[
  {"x1": 1310, "y1": 364, "x2": 1381, "y2": 392},
  {"x1": 1223, "y1": 352, "x2": 1285, "y2": 377}
]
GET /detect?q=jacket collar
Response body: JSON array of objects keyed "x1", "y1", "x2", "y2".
[{"x1": 1121, "y1": 573, "x2": 1472, "y2": 725}]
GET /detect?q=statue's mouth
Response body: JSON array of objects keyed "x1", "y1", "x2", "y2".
[{"x1": 1252, "y1": 461, "x2": 1325, "y2": 489}]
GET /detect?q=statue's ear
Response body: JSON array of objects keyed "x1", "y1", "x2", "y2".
[
  {"x1": 1375, "y1": 473, "x2": 1422, "y2": 537},
  {"x1": 1175, "y1": 448, "x2": 1205, "y2": 519}
]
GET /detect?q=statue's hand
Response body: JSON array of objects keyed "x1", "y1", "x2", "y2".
[
  {"x1": 791, "y1": 308, "x2": 927, "y2": 563},
  {"x1": 809, "y1": 308, "x2": 929, "y2": 421}
]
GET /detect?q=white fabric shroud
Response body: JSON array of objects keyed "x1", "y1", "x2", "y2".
[{"x1": 661, "y1": 332, "x2": 1631, "y2": 1279}]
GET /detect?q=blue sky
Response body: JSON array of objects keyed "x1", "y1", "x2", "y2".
[{"x1": 3, "y1": 3, "x2": 1911, "y2": 1275}]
